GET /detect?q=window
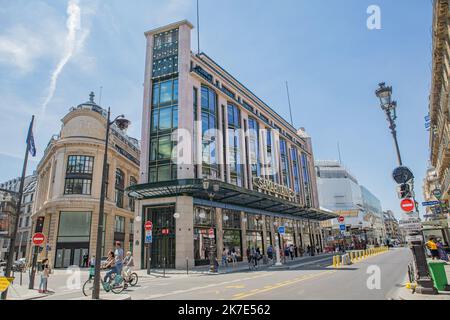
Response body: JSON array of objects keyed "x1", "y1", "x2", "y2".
[
  {"x1": 280, "y1": 139, "x2": 290, "y2": 188},
  {"x1": 201, "y1": 86, "x2": 219, "y2": 179},
  {"x1": 149, "y1": 78, "x2": 179, "y2": 182},
  {"x1": 248, "y1": 117, "x2": 260, "y2": 179},
  {"x1": 57, "y1": 212, "x2": 92, "y2": 243},
  {"x1": 115, "y1": 216, "x2": 125, "y2": 233},
  {"x1": 227, "y1": 103, "x2": 242, "y2": 186},
  {"x1": 301, "y1": 153, "x2": 312, "y2": 207},
  {"x1": 64, "y1": 156, "x2": 94, "y2": 195},
  {"x1": 291, "y1": 148, "x2": 301, "y2": 195},
  {"x1": 129, "y1": 177, "x2": 137, "y2": 211},
  {"x1": 115, "y1": 169, "x2": 125, "y2": 208}
]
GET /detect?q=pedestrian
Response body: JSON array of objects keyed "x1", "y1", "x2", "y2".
[
  {"x1": 82, "y1": 253, "x2": 89, "y2": 268},
  {"x1": 38, "y1": 259, "x2": 50, "y2": 294},
  {"x1": 267, "y1": 245, "x2": 274, "y2": 262},
  {"x1": 294, "y1": 244, "x2": 298, "y2": 257},
  {"x1": 289, "y1": 245, "x2": 294, "y2": 260},
  {"x1": 284, "y1": 246, "x2": 290, "y2": 262},
  {"x1": 307, "y1": 244, "x2": 311, "y2": 255},
  {"x1": 436, "y1": 238, "x2": 449, "y2": 261},
  {"x1": 221, "y1": 248, "x2": 229, "y2": 267},
  {"x1": 426, "y1": 237, "x2": 440, "y2": 260},
  {"x1": 231, "y1": 248, "x2": 237, "y2": 267},
  {"x1": 114, "y1": 241, "x2": 124, "y2": 274}
]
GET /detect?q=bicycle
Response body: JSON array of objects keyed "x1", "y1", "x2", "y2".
[
  {"x1": 122, "y1": 269, "x2": 138, "y2": 287},
  {"x1": 82, "y1": 271, "x2": 125, "y2": 296}
]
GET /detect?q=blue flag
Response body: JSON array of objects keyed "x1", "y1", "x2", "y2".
[{"x1": 27, "y1": 116, "x2": 36, "y2": 157}]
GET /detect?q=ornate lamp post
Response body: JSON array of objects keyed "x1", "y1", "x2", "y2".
[
  {"x1": 92, "y1": 108, "x2": 130, "y2": 300},
  {"x1": 375, "y1": 83, "x2": 437, "y2": 295},
  {"x1": 202, "y1": 179, "x2": 220, "y2": 273}
]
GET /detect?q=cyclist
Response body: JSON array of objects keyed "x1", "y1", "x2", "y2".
[
  {"x1": 122, "y1": 251, "x2": 134, "y2": 278},
  {"x1": 102, "y1": 251, "x2": 118, "y2": 284}
]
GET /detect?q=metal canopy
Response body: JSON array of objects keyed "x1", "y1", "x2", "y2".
[{"x1": 126, "y1": 179, "x2": 337, "y2": 221}]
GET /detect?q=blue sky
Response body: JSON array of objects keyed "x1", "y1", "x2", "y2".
[{"x1": 0, "y1": 0, "x2": 432, "y2": 219}]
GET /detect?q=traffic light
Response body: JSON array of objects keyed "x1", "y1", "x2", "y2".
[
  {"x1": 397, "y1": 183, "x2": 412, "y2": 199},
  {"x1": 35, "y1": 216, "x2": 44, "y2": 233}
]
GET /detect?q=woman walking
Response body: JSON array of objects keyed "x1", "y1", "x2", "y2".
[{"x1": 38, "y1": 259, "x2": 50, "y2": 294}]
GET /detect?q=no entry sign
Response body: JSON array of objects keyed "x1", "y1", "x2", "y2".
[
  {"x1": 400, "y1": 198, "x2": 415, "y2": 212},
  {"x1": 144, "y1": 221, "x2": 153, "y2": 231},
  {"x1": 32, "y1": 233, "x2": 45, "y2": 246},
  {"x1": 338, "y1": 216, "x2": 345, "y2": 223},
  {"x1": 208, "y1": 228, "x2": 215, "y2": 238}
]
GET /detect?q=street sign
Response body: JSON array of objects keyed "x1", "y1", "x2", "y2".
[
  {"x1": 162, "y1": 228, "x2": 170, "y2": 235},
  {"x1": 339, "y1": 224, "x2": 346, "y2": 231},
  {"x1": 399, "y1": 223, "x2": 422, "y2": 231},
  {"x1": 406, "y1": 235, "x2": 423, "y2": 243},
  {"x1": 32, "y1": 233, "x2": 45, "y2": 246},
  {"x1": 278, "y1": 226, "x2": 285, "y2": 235},
  {"x1": 144, "y1": 221, "x2": 153, "y2": 231},
  {"x1": 145, "y1": 230, "x2": 152, "y2": 244},
  {"x1": 208, "y1": 228, "x2": 215, "y2": 238},
  {"x1": 0, "y1": 277, "x2": 14, "y2": 293},
  {"x1": 392, "y1": 166, "x2": 414, "y2": 184},
  {"x1": 338, "y1": 216, "x2": 345, "y2": 223},
  {"x1": 432, "y1": 189, "x2": 442, "y2": 199},
  {"x1": 400, "y1": 198, "x2": 415, "y2": 212},
  {"x1": 422, "y1": 201, "x2": 441, "y2": 207}
]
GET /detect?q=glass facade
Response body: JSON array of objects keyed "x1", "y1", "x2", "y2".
[
  {"x1": 291, "y1": 148, "x2": 301, "y2": 195},
  {"x1": 227, "y1": 103, "x2": 242, "y2": 186},
  {"x1": 64, "y1": 155, "x2": 94, "y2": 195},
  {"x1": 248, "y1": 117, "x2": 260, "y2": 179},
  {"x1": 150, "y1": 78, "x2": 179, "y2": 182},
  {"x1": 152, "y1": 28, "x2": 179, "y2": 78},
  {"x1": 301, "y1": 152, "x2": 312, "y2": 206},
  {"x1": 280, "y1": 139, "x2": 290, "y2": 188},
  {"x1": 201, "y1": 86, "x2": 219, "y2": 178},
  {"x1": 193, "y1": 206, "x2": 216, "y2": 266}
]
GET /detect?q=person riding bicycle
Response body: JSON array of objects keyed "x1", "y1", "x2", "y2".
[
  {"x1": 122, "y1": 251, "x2": 134, "y2": 277},
  {"x1": 102, "y1": 251, "x2": 118, "y2": 284}
]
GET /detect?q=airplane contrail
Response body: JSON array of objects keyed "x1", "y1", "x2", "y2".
[{"x1": 40, "y1": 0, "x2": 83, "y2": 116}]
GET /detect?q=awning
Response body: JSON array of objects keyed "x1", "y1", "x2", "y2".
[{"x1": 126, "y1": 179, "x2": 338, "y2": 221}]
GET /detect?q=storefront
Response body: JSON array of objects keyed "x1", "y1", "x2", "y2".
[
  {"x1": 54, "y1": 211, "x2": 91, "y2": 268},
  {"x1": 128, "y1": 179, "x2": 337, "y2": 270},
  {"x1": 193, "y1": 205, "x2": 216, "y2": 266}
]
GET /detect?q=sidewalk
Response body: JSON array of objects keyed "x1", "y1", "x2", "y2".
[
  {"x1": 143, "y1": 253, "x2": 334, "y2": 276},
  {"x1": 6, "y1": 284, "x2": 51, "y2": 300},
  {"x1": 395, "y1": 261, "x2": 450, "y2": 300}
]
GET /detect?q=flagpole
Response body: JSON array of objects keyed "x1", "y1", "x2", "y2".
[{"x1": 1, "y1": 115, "x2": 34, "y2": 300}]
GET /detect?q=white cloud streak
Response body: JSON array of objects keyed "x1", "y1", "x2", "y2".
[{"x1": 40, "y1": 0, "x2": 87, "y2": 116}]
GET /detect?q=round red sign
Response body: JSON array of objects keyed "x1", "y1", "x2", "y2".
[
  {"x1": 208, "y1": 228, "x2": 214, "y2": 236},
  {"x1": 400, "y1": 198, "x2": 415, "y2": 212},
  {"x1": 32, "y1": 233, "x2": 45, "y2": 246},
  {"x1": 338, "y1": 216, "x2": 345, "y2": 223},
  {"x1": 144, "y1": 221, "x2": 153, "y2": 231}
]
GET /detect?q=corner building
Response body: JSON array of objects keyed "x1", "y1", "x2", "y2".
[{"x1": 129, "y1": 20, "x2": 336, "y2": 269}]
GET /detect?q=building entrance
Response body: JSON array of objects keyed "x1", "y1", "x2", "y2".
[{"x1": 143, "y1": 205, "x2": 176, "y2": 269}]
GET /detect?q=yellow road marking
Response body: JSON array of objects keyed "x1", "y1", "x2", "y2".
[
  {"x1": 225, "y1": 285, "x2": 245, "y2": 289},
  {"x1": 232, "y1": 271, "x2": 336, "y2": 300}
]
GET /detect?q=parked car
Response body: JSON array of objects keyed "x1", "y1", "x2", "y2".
[{"x1": 12, "y1": 258, "x2": 26, "y2": 272}]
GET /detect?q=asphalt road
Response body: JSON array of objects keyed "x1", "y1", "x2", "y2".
[{"x1": 24, "y1": 247, "x2": 411, "y2": 300}]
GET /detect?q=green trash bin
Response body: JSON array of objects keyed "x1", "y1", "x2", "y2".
[{"x1": 427, "y1": 261, "x2": 449, "y2": 291}]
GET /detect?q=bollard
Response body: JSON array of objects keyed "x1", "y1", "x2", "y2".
[
  {"x1": 333, "y1": 255, "x2": 337, "y2": 267},
  {"x1": 163, "y1": 257, "x2": 166, "y2": 278},
  {"x1": 186, "y1": 257, "x2": 189, "y2": 275},
  {"x1": 350, "y1": 252, "x2": 354, "y2": 263},
  {"x1": 336, "y1": 255, "x2": 341, "y2": 267}
]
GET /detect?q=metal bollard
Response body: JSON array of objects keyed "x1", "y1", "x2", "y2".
[
  {"x1": 163, "y1": 257, "x2": 166, "y2": 278},
  {"x1": 186, "y1": 257, "x2": 189, "y2": 275},
  {"x1": 333, "y1": 255, "x2": 337, "y2": 267}
]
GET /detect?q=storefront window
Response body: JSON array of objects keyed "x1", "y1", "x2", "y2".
[
  {"x1": 222, "y1": 210, "x2": 241, "y2": 229},
  {"x1": 194, "y1": 206, "x2": 216, "y2": 226},
  {"x1": 246, "y1": 231, "x2": 264, "y2": 252},
  {"x1": 246, "y1": 213, "x2": 263, "y2": 231},
  {"x1": 57, "y1": 212, "x2": 91, "y2": 243},
  {"x1": 223, "y1": 230, "x2": 242, "y2": 261}
]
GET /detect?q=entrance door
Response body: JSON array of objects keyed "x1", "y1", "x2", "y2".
[
  {"x1": 54, "y1": 243, "x2": 89, "y2": 268},
  {"x1": 144, "y1": 206, "x2": 176, "y2": 269}
]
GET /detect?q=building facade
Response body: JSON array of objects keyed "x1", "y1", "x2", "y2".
[
  {"x1": 30, "y1": 94, "x2": 140, "y2": 268},
  {"x1": 424, "y1": 0, "x2": 450, "y2": 236},
  {"x1": 128, "y1": 20, "x2": 336, "y2": 269},
  {"x1": 315, "y1": 160, "x2": 384, "y2": 247},
  {"x1": 383, "y1": 210, "x2": 401, "y2": 244},
  {"x1": 0, "y1": 174, "x2": 36, "y2": 261}
]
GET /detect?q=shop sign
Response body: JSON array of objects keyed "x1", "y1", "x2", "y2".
[{"x1": 253, "y1": 177, "x2": 296, "y2": 200}]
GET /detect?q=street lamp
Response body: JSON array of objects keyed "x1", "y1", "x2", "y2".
[
  {"x1": 202, "y1": 179, "x2": 220, "y2": 273},
  {"x1": 92, "y1": 108, "x2": 130, "y2": 300},
  {"x1": 375, "y1": 83, "x2": 437, "y2": 295}
]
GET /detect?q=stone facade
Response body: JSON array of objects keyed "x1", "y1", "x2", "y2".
[{"x1": 30, "y1": 94, "x2": 140, "y2": 268}]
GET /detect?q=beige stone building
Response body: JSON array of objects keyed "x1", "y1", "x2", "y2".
[
  {"x1": 424, "y1": 0, "x2": 450, "y2": 240},
  {"x1": 30, "y1": 93, "x2": 140, "y2": 268}
]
